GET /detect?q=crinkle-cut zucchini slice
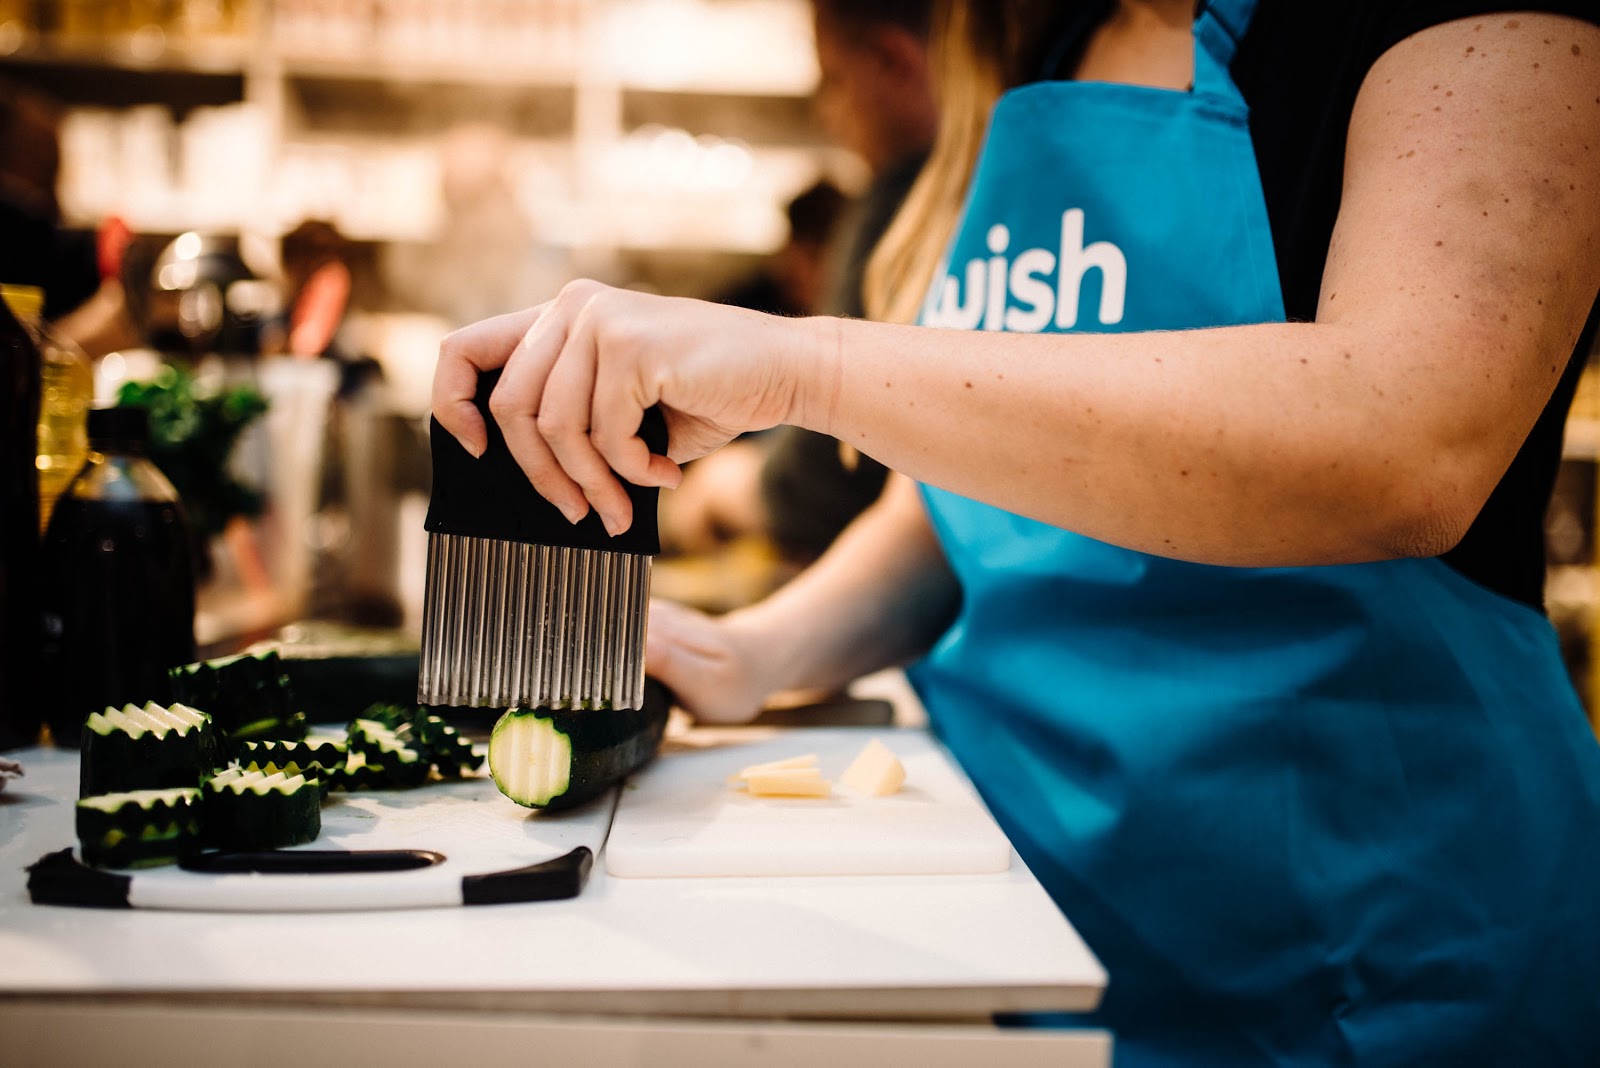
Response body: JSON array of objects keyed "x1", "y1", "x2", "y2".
[
  {"x1": 79, "y1": 702, "x2": 227, "y2": 798},
  {"x1": 414, "y1": 717, "x2": 481, "y2": 778},
  {"x1": 332, "y1": 749, "x2": 392, "y2": 791},
  {"x1": 168, "y1": 651, "x2": 306, "y2": 747},
  {"x1": 76, "y1": 787, "x2": 202, "y2": 869},
  {"x1": 346, "y1": 719, "x2": 430, "y2": 788},
  {"x1": 203, "y1": 766, "x2": 322, "y2": 850},
  {"x1": 236, "y1": 738, "x2": 346, "y2": 778},
  {"x1": 360, "y1": 704, "x2": 481, "y2": 778},
  {"x1": 236, "y1": 755, "x2": 335, "y2": 800}
]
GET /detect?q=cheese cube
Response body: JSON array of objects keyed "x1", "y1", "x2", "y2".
[{"x1": 840, "y1": 738, "x2": 905, "y2": 797}]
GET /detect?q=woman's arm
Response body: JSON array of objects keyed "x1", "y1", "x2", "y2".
[
  {"x1": 434, "y1": 16, "x2": 1600, "y2": 567},
  {"x1": 645, "y1": 474, "x2": 958, "y2": 723},
  {"x1": 802, "y1": 15, "x2": 1600, "y2": 566}
]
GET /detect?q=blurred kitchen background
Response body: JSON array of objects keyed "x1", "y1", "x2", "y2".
[{"x1": 3, "y1": 0, "x2": 1598, "y2": 730}]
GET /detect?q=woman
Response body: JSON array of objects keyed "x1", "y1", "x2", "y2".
[{"x1": 435, "y1": 2, "x2": 1600, "y2": 1062}]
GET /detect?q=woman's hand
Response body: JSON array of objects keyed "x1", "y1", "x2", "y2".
[
  {"x1": 432, "y1": 280, "x2": 830, "y2": 536},
  {"x1": 644, "y1": 599, "x2": 775, "y2": 724}
]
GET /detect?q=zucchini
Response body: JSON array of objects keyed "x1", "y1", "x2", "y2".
[
  {"x1": 168, "y1": 652, "x2": 307, "y2": 747},
  {"x1": 76, "y1": 787, "x2": 203, "y2": 869},
  {"x1": 488, "y1": 679, "x2": 671, "y2": 810},
  {"x1": 236, "y1": 738, "x2": 347, "y2": 780},
  {"x1": 333, "y1": 748, "x2": 394, "y2": 792},
  {"x1": 360, "y1": 704, "x2": 481, "y2": 778},
  {"x1": 344, "y1": 719, "x2": 430, "y2": 789},
  {"x1": 79, "y1": 702, "x2": 227, "y2": 798},
  {"x1": 250, "y1": 623, "x2": 421, "y2": 724},
  {"x1": 203, "y1": 766, "x2": 321, "y2": 850}
]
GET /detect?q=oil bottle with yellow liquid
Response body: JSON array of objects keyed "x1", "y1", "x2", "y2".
[{"x1": 0, "y1": 285, "x2": 92, "y2": 533}]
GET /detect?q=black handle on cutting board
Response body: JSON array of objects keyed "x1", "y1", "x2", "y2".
[{"x1": 25, "y1": 845, "x2": 595, "y2": 910}]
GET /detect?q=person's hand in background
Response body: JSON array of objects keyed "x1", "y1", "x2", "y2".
[
  {"x1": 644, "y1": 599, "x2": 773, "y2": 725},
  {"x1": 658, "y1": 440, "x2": 770, "y2": 555}
]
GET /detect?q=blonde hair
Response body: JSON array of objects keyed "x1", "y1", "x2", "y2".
[{"x1": 864, "y1": 1, "x2": 1064, "y2": 324}]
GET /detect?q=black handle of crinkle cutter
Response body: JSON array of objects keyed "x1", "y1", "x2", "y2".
[{"x1": 426, "y1": 367, "x2": 669, "y2": 555}]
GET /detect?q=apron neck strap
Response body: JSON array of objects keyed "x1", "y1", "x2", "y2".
[{"x1": 1192, "y1": 0, "x2": 1257, "y2": 97}]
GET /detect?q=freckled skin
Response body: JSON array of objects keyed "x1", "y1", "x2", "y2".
[{"x1": 428, "y1": 14, "x2": 1600, "y2": 587}]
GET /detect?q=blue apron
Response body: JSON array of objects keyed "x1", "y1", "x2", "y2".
[{"x1": 907, "y1": 2, "x2": 1600, "y2": 1064}]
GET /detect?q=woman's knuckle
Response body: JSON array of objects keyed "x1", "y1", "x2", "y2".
[
  {"x1": 559, "y1": 278, "x2": 603, "y2": 306},
  {"x1": 487, "y1": 391, "x2": 517, "y2": 420},
  {"x1": 536, "y1": 409, "x2": 573, "y2": 438}
]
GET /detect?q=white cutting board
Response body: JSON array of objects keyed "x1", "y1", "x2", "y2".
[
  {"x1": 605, "y1": 728, "x2": 1013, "y2": 878},
  {"x1": 101, "y1": 772, "x2": 617, "y2": 910}
]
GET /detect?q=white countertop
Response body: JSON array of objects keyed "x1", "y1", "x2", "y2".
[{"x1": 0, "y1": 731, "x2": 1106, "y2": 1022}]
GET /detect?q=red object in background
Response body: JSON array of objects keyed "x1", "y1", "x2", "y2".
[
  {"x1": 97, "y1": 217, "x2": 133, "y2": 281},
  {"x1": 289, "y1": 260, "x2": 352, "y2": 358}
]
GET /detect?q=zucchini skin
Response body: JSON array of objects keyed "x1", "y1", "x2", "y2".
[
  {"x1": 168, "y1": 652, "x2": 307, "y2": 749},
  {"x1": 203, "y1": 769, "x2": 322, "y2": 850},
  {"x1": 236, "y1": 739, "x2": 347, "y2": 777},
  {"x1": 76, "y1": 788, "x2": 203, "y2": 869},
  {"x1": 346, "y1": 718, "x2": 431, "y2": 789},
  {"x1": 79, "y1": 704, "x2": 227, "y2": 798},
  {"x1": 490, "y1": 678, "x2": 672, "y2": 811},
  {"x1": 361, "y1": 704, "x2": 481, "y2": 778}
]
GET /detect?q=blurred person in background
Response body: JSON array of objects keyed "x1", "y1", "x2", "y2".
[
  {"x1": 0, "y1": 79, "x2": 137, "y2": 357},
  {"x1": 275, "y1": 219, "x2": 354, "y2": 363},
  {"x1": 714, "y1": 179, "x2": 848, "y2": 318},
  {"x1": 662, "y1": 0, "x2": 937, "y2": 563},
  {"x1": 384, "y1": 123, "x2": 571, "y2": 331},
  {"x1": 759, "y1": 0, "x2": 937, "y2": 564},
  {"x1": 662, "y1": 180, "x2": 848, "y2": 555}
]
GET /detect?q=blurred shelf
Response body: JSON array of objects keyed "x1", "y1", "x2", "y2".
[
  {"x1": 617, "y1": 72, "x2": 816, "y2": 98},
  {"x1": 0, "y1": 33, "x2": 251, "y2": 75},
  {"x1": 278, "y1": 55, "x2": 578, "y2": 89},
  {"x1": 1563, "y1": 418, "x2": 1600, "y2": 461},
  {"x1": 34, "y1": 0, "x2": 840, "y2": 288}
]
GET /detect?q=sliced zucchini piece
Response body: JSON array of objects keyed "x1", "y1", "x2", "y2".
[
  {"x1": 359, "y1": 704, "x2": 481, "y2": 778},
  {"x1": 416, "y1": 718, "x2": 481, "y2": 778},
  {"x1": 79, "y1": 702, "x2": 227, "y2": 798},
  {"x1": 168, "y1": 651, "x2": 307, "y2": 748},
  {"x1": 236, "y1": 738, "x2": 347, "y2": 778},
  {"x1": 203, "y1": 766, "x2": 322, "y2": 850},
  {"x1": 346, "y1": 718, "x2": 430, "y2": 788},
  {"x1": 488, "y1": 680, "x2": 671, "y2": 810},
  {"x1": 76, "y1": 787, "x2": 202, "y2": 869},
  {"x1": 332, "y1": 748, "x2": 393, "y2": 792}
]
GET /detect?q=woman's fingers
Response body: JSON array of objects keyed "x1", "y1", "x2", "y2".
[
  {"x1": 591, "y1": 356, "x2": 683, "y2": 493},
  {"x1": 439, "y1": 280, "x2": 755, "y2": 528},
  {"x1": 432, "y1": 304, "x2": 544, "y2": 456},
  {"x1": 538, "y1": 303, "x2": 637, "y2": 535},
  {"x1": 491, "y1": 300, "x2": 590, "y2": 524}
]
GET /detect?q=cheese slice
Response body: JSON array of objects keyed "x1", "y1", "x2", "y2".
[
  {"x1": 839, "y1": 738, "x2": 906, "y2": 797},
  {"x1": 726, "y1": 753, "x2": 818, "y2": 786},
  {"x1": 745, "y1": 768, "x2": 832, "y2": 798}
]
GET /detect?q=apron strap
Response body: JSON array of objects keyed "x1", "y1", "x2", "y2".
[{"x1": 1192, "y1": 0, "x2": 1258, "y2": 99}]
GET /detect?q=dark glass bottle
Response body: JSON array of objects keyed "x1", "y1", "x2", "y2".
[
  {"x1": 40, "y1": 406, "x2": 198, "y2": 746},
  {"x1": 0, "y1": 293, "x2": 42, "y2": 750}
]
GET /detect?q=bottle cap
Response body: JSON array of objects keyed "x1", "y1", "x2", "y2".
[
  {"x1": 88, "y1": 406, "x2": 150, "y2": 452},
  {"x1": 0, "y1": 284, "x2": 44, "y2": 323}
]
